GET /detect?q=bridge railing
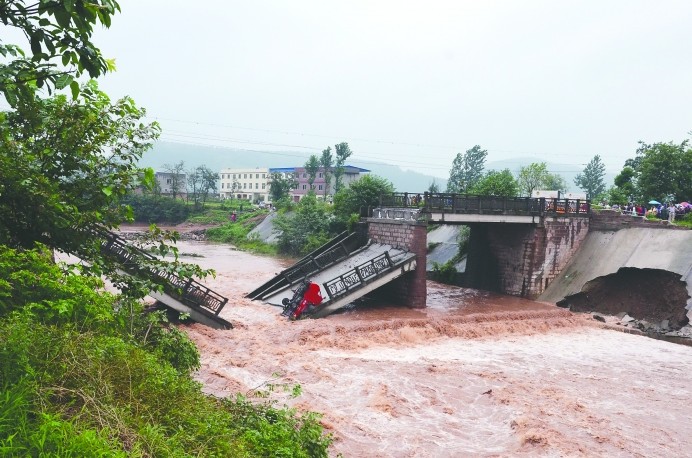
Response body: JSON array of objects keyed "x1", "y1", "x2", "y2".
[
  {"x1": 99, "y1": 230, "x2": 229, "y2": 315},
  {"x1": 378, "y1": 193, "x2": 590, "y2": 217},
  {"x1": 322, "y1": 252, "x2": 393, "y2": 300}
]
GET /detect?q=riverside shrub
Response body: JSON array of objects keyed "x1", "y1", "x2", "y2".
[{"x1": 0, "y1": 246, "x2": 331, "y2": 456}]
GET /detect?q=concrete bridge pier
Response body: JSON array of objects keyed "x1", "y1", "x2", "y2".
[
  {"x1": 465, "y1": 218, "x2": 590, "y2": 298},
  {"x1": 367, "y1": 219, "x2": 428, "y2": 307}
]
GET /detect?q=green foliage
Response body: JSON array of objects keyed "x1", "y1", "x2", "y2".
[
  {"x1": 186, "y1": 164, "x2": 218, "y2": 209},
  {"x1": 121, "y1": 194, "x2": 190, "y2": 224},
  {"x1": 0, "y1": 81, "x2": 160, "y2": 250},
  {"x1": 205, "y1": 211, "x2": 277, "y2": 255},
  {"x1": 319, "y1": 147, "x2": 334, "y2": 198},
  {"x1": 635, "y1": 140, "x2": 692, "y2": 202},
  {"x1": 333, "y1": 174, "x2": 395, "y2": 221},
  {"x1": 446, "y1": 145, "x2": 487, "y2": 193},
  {"x1": 431, "y1": 260, "x2": 458, "y2": 284},
  {"x1": 574, "y1": 154, "x2": 606, "y2": 198},
  {"x1": 0, "y1": 0, "x2": 120, "y2": 105},
  {"x1": 468, "y1": 169, "x2": 518, "y2": 196},
  {"x1": 611, "y1": 166, "x2": 637, "y2": 202},
  {"x1": 304, "y1": 155, "x2": 320, "y2": 188},
  {"x1": 333, "y1": 142, "x2": 353, "y2": 193},
  {"x1": 517, "y1": 162, "x2": 565, "y2": 196},
  {"x1": 274, "y1": 194, "x2": 333, "y2": 256},
  {"x1": 0, "y1": 247, "x2": 331, "y2": 456},
  {"x1": 542, "y1": 172, "x2": 568, "y2": 193},
  {"x1": 269, "y1": 172, "x2": 298, "y2": 202}
]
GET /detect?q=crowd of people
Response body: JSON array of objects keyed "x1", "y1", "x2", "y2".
[{"x1": 600, "y1": 201, "x2": 691, "y2": 223}]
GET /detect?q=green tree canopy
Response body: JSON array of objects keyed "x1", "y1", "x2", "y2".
[
  {"x1": 268, "y1": 172, "x2": 297, "y2": 202},
  {"x1": 333, "y1": 174, "x2": 394, "y2": 219},
  {"x1": 319, "y1": 147, "x2": 333, "y2": 198},
  {"x1": 635, "y1": 140, "x2": 692, "y2": 202},
  {"x1": 274, "y1": 193, "x2": 332, "y2": 256},
  {"x1": 0, "y1": 0, "x2": 120, "y2": 105},
  {"x1": 610, "y1": 165, "x2": 637, "y2": 203},
  {"x1": 446, "y1": 145, "x2": 487, "y2": 193},
  {"x1": 517, "y1": 162, "x2": 552, "y2": 196},
  {"x1": 0, "y1": 81, "x2": 159, "y2": 251},
  {"x1": 574, "y1": 154, "x2": 606, "y2": 198},
  {"x1": 468, "y1": 169, "x2": 518, "y2": 196},
  {"x1": 333, "y1": 142, "x2": 353, "y2": 193},
  {"x1": 304, "y1": 154, "x2": 320, "y2": 189}
]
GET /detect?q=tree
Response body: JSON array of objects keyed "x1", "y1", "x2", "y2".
[
  {"x1": 517, "y1": 162, "x2": 552, "y2": 196},
  {"x1": 635, "y1": 141, "x2": 692, "y2": 202},
  {"x1": 428, "y1": 179, "x2": 440, "y2": 193},
  {"x1": 468, "y1": 169, "x2": 518, "y2": 196},
  {"x1": 543, "y1": 173, "x2": 568, "y2": 192},
  {"x1": 612, "y1": 165, "x2": 637, "y2": 202},
  {"x1": 574, "y1": 154, "x2": 606, "y2": 198},
  {"x1": 304, "y1": 155, "x2": 320, "y2": 190},
  {"x1": 333, "y1": 174, "x2": 394, "y2": 219},
  {"x1": 0, "y1": 0, "x2": 120, "y2": 106},
  {"x1": 268, "y1": 172, "x2": 297, "y2": 202},
  {"x1": 188, "y1": 165, "x2": 217, "y2": 208},
  {"x1": 320, "y1": 147, "x2": 333, "y2": 198},
  {"x1": 0, "y1": 81, "x2": 159, "y2": 251},
  {"x1": 446, "y1": 145, "x2": 487, "y2": 193},
  {"x1": 274, "y1": 194, "x2": 333, "y2": 256},
  {"x1": 333, "y1": 142, "x2": 353, "y2": 193},
  {"x1": 162, "y1": 160, "x2": 185, "y2": 199}
]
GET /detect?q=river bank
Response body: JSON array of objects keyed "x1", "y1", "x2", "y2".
[{"x1": 163, "y1": 239, "x2": 692, "y2": 457}]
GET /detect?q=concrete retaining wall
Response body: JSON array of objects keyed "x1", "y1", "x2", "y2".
[{"x1": 539, "y1": 228, "x2": 692, "y2": 311}]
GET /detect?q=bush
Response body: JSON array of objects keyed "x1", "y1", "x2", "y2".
[
  {"x1": 121, "y1": 194, "x2": 190, "y2": 224},
  {"x1": 0, "y1": 245, "x2": 332, "y2": 456}
]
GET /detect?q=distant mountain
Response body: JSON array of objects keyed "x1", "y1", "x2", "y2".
[
  {"x1": 139, "y1": 141, "x2": 445, "y2": 193},
  {"x1": 139, "y1": 143, "x2": 615, "y2": 195}
]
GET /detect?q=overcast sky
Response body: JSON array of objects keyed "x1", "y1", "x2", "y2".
[{"x1": 88, "y1": 0, "x2": 692, "y2": 178}]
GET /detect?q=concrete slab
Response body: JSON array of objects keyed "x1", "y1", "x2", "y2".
[
  {"x1": 539, "y1": 228, "x2": 692, "y2": 309},
  {"x1": 263, "y1": 242, "x2": 414, "y2": 307}
]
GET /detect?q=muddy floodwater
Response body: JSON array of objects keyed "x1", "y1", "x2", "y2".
[{"x1": 173, "y1": 240, "x2": 692, "y2": 457}]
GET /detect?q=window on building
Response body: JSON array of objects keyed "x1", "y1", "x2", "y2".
[
  {"x1": 232, "y1": 174, "x2": 236, "y2": 179},
  {"x1": 255, "y1": 173, "x2": 259, "y2": 178},
  {"x1": 302, "y1": 184, "x2": 307, "y2": 190},
  {"x1": 262, "y1": 183, "x2": 266, "y2": 189},
  {"x1": 319, "y1": 172, "x2": 323, "y2": 178},
  {"x1": 302, "y1": 173, "x2": 307, "y2": 178},
  {"x1": 262, "y1": 173, "x2": 266, "y2": 179},
  {"x1": 255, "y1": 183, "x2": 258, "y2": 189},
  {"x1": 244, "y1": 174, "x2": 247, "y2": 179},
  {"x1": 318, "y1": 185, "x2": 323, "y2": 190}
]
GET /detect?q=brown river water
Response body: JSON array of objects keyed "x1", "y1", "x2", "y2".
[{"x1": 171, "y1": 240, "x2": 692, "y2": 457}]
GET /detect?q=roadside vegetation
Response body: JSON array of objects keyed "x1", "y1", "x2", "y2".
[{"x1": 0, "y1": 2, "x2": 331, "y2": 456}]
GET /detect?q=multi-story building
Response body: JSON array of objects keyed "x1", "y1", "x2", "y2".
[
  {"x1": 155, "y1": 171, "x2": 187, "y2": 198},
  {"x1": 291, "y1": 165, "x2": 370, "y2": 202},
  {"x1": 219, "y1": 167, "x2": 270, "y2": 202},
  {"x1": 218, "y1": 165, "x2": 370, "y2": 203}
]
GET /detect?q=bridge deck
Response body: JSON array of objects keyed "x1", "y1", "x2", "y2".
[
  {"x1": 258, "y1": 242, "x2": 417, "y2": 319},
  {"x1": 101, "y1": 229, "x2": 232, "y2": 329},
  {"x1": 375, "y1": 192, "x2": 591, "y2": 224}
]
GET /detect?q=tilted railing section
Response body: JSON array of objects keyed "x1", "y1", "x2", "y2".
[
  {"x1": 323, "y1": 252, "x2": 393, "y2": 300},
  {"x1": 100, "y1": 230, "x2": 228, "y2": 316},
  {"x1": 379, "y1": 193, "x2": 590, "y2": 217},
  {"x1": 284, "y1": 243, "x2": 352, "y2": 284}
]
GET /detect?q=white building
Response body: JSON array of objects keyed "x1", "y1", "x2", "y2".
[
  {"x1": 219, "y1": 167, "x2": 270, "y2": 202},
  {"x1": 155, "y1": 171, "x2": 187, "y2": 198}
]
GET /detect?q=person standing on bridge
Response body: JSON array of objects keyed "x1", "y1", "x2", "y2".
[{"x1": 668, "y1": 203, "x2": 676, "y2": 224}]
